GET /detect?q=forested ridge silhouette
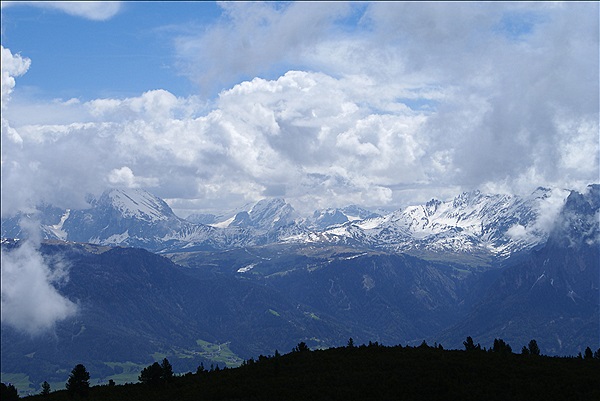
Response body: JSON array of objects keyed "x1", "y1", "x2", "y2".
[{"x1": 12, "y1": 339, "x2": 600, "y2": 401}]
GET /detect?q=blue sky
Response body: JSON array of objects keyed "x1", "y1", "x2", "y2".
[
  {"x1": 2, "y1": 1, "x2": 545, "y2": 102},
  {"x1": 1, "y1": 2, "x2": 222, "y2": 99},
  {"x1": 1, "y1": 2, "x2": 598, "y2": 218}
]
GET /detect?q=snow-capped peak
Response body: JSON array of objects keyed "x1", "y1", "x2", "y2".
[
  {"x1": 2, "y1": 185, "x2": 593, "y2": 259},
  {"x1": 99, "y1": 188, "x2": 174, "y2": 222},
  {"x1": 227, "y1": 198, "x2": 297, "y2": 231},
  {"x1": 286, "y1": 187, "x2": 574, "y2": 258},
  {"x1": 309, "y1": 205, "x2": 381, "y2": 230}
]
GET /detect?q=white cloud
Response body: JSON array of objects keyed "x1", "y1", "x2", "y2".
[
  {"x1": 507, "y1": 187, "x2": 570, "y2": 243},
  {"x1": 506, "y1": 223, "x2": 528, "y2": 241},
  {"x1": 1, "y1": 222, "x2": 78, "y2": 335},
  {"x1": 1, "y1": 3, "x2": 598, "y2": 218},
  {"x1": 108, "y1": 166, "x2": 159, "y2": 188},
  {"x1": 172, "y1": 2, "x2": 598, "y2": 196},
  {"x1": 174, "y1": 1, "x2": 354, "y2": 94},
  {"x1": 1, "y1": 45, "x2": 30, "y2": 111},
  {"x1": 556, "y1": 115, "x2": 599, "y2": 177},
  {"x1": 1, "y1": 69, "x2": 429, "y2": 215},
  {"x1": 1, "y1": 1, "x2": 122, "y2": 21},
  {"x1": 536, "y1": 189, "x2": 571, "y2": 233}
]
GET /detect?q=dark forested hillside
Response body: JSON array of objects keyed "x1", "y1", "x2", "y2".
[
  {"x1": 1, "y1": 241, "x2": 478, "y2": 393},
  {"x1": 21, "y1": 343, "x2": 600, "y2": 401},
  {"x1": 1, "y1": 243, "x2": 365, "y2": 391}
]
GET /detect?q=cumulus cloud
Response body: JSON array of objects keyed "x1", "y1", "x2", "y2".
[
  {"x1": 172, "y1": 3, "x2": 598, "y2": 199},
  {"x1": 174, "y1": 1, "x2": 354, "y2": 94},
  {"x1": 1, "y1": 70, "x2": 428, "y2": 216},
  {"x1": 1, "y1": 222, "x2": 78, "y2": 334},
  {"x1": 1, "y1": 45, "x2": 30, "y2": 111},
  {"x1": 1, "y1": 46, "x2": 30, "y2": 212},
  {"x1": 1, "y1": 3, "x2": 598, "y2": 218},
  {"x1": 1, "y1": 1, "x2": 122, "y2": 21},
  {"x1": 108, "y1": 166, "x2": 159, "y2": 188}
]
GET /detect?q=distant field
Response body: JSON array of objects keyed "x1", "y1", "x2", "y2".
[
  {"x1": 195, "y1": 339, "x2": 244, "y2": 367},
  {"x1": 103, "y1": 361, "x2": 148, "y2": 385},
  {"x1": 1, "y1": 372, "x2": 33, "y2": 396}
]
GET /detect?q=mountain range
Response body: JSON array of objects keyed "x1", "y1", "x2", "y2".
[
  {"x1": 1, "y1": 184, "x2": 598, "y2": 395},
  {"x1": 1, "y1": 186, "x2": 570, "y2": 261}
]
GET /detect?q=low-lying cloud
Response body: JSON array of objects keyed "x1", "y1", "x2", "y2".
[
  {"x1": 0, "y1": 221, "x2": 78, "y2": 335},
  {"x1": 506, "y1": 188, "x2": 570, "y2": 243}
]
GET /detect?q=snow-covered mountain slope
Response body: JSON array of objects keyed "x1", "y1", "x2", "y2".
[
  {"x1": 307, "y1": 205, "x2": 381, "y2": 230},
  {"x1": 58, "y1": 188, "x2": 216, "y2": 249},
  {"x1": 2, "y1": 185, "x2": 592, "y2": 260},
  {"x1": 0, "y1": 189, "x2": 306, "y2": 252},
  {"x1": 229, "y1": 198, "x2": 297, "y2": 231},
  {"x1": 284, "y1": 187, "x2": 572, "y2": 259},
  {"x1": 98, "y1": 188, "x2": 173, "y2": 222}
]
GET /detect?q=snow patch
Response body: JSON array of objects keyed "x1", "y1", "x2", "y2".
[
  {"x1": 357, "y1": 216, "x2": 387, "y2": 230},
  {"x1": 237, "y1": 263, "x2": 257, "y2": 273},
  {"x1": 341, "y1": 252, "x2": 367, "y2": 260},
  {"x1": 531, "y1": 273, "x2": 546, "y2": 290},
  {"x1": 345, "y1": 214, "x2": 361, "y2": 222},
  {"x1": 210, "y1": 216, "x2": 235, "y2": 228},
  {"x1": 104, "y1": 230, "x2": 130, "y2": 245},
  {"x1": 47, "y1": 209, "x2": 70, "y2": 240}
]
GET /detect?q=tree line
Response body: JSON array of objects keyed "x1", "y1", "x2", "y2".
[{"x1": 3, "y1": 337, "x2": 599, "y2": 400}]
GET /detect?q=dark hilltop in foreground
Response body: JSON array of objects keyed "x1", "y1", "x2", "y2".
[{"x1": 9, "y1": 340, "x2": 600, "y2": 401}]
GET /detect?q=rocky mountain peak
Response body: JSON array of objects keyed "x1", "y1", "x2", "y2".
[
  {"x1": 98, "y1": 188, "x2": 175, "y2": 222},
  {"x1": 230, "y1": 198, "x2": 297, "y2": 231}
]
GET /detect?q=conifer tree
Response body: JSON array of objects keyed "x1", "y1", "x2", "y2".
[
  {"x1": 161, "y1": 358, "x2": 174, "y2": 383},
  {"x1": 463, "y1": 336, "x2": 480, "y2": 351},
  {"x1": 66, "y1": 364, "x2": 90, "y2": 397},
  {"x1": 196, "y1": 363, "x2": 206, "y2": 374},
  {"x1": 139, "y1": 362, "x2": 163, "y2": 386},
  {"x1": 528, "y1": 340, "x2": 540, "y2": 356},
  {"x1": 1, "y1": 383, "x2": 19, "y2": 401},
  {"x1": 41, "y1": 381, "x2": 51, "y2": 396},
  {"x1": 492, "y1": 338, "x2": 512, "y2": 354},
  {"x1": 293, "y1": 342, "x2": 310, "y2": 353}
]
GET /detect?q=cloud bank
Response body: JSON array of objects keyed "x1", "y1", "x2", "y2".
[
  {"x1": 0, "y1": 223, "x2": 78, "y2": 335},
  {"x1": 1, "y1": 2, "x2": 598, "y2": 219}
]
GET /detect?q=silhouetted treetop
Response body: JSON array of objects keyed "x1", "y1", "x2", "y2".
[
  {"x1": 293, "y1": 342, "x2": 310, "y2": 353},
  {"x1": 463, "y1": 336, "x2": 481, "y2": 351},
  {"x1": 66, "y1": 364, "x2": 90, "y2": 398}
]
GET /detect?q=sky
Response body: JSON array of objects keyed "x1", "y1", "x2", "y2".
[{"x1": 1, "y1": 1, "x2": 599, "y2": 219}]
